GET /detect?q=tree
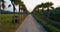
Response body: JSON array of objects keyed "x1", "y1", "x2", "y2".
[
  {"x1": 45, "y1": 2, "x2": 54, "y2": 23},
  {"x1": 8, "y1": 0, "x2": 18, "y2": 29},
  {"x1": 8, "y1": 0, "x2": 28, "y2": 22},
  {"x1": 9, "y1": 0, "x2": 20, "y2": 21},
  {"x1": 32, "y1": 2, "x2": 54, "y2": 22},
  {"x1": 38, "y1": 3, "x2": 47, "y2": 19},
  {"x1": 14, "y1": 0, "x2": 28, "y2": 21},
  {"x1": 18, "y1": 1, "x2": 28, "y2": 14},
  {"x1": 45, "y1": 2, "x2": 53, "y2": 11}
]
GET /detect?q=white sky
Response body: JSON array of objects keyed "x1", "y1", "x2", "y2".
[{"x1": 4, "y1": 0, "x2": 60, "y2": 12}]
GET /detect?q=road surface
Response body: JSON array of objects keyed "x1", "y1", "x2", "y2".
[{"x1": 16, "y1": 14, "x2": 47, "y2": 32}]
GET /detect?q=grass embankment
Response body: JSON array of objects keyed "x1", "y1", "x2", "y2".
[
  {"x1": 0, "y1": 14, "x2": 28, "y2": 32},
  {"x1": 32, "y1": 14, "x2": 60, "y2": 32}
]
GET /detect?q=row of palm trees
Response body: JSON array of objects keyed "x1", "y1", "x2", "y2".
[
  {"x1": 32, "y1": 2, "x2": 54, "y2": 23},
  {"x1": 8, "y1": 0, "x2": 28, "y2": 19},
  {"x1": 33, "y1": 2, "x2": 54, "y2": 12},
  {"x1": 0, "y1": 0, "x2": 28, "y2": 22},
  {"x1": 0, "y1": 0, "x2": 28, "y2": 31}
]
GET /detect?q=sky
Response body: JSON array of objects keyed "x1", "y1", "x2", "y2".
[{"x1": 4, "y1": 0, "x2": 60, "y2": 12}]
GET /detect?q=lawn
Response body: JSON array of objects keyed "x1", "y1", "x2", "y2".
[{"x1": 0, "y1": 14, "x2": 28, "y2": 32}]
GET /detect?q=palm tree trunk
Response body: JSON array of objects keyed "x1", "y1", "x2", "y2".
[
  {"x1": 13, "y1": 4, "x2": 15, "y2": 22},
  {"x1": 12, "y1": 3, "x2": 15, "y2": 29},
  {"x1": 42, "y1": 8, "x2": 44, "y2": 19},
  {"x1": 47, "y1": 8, "x2": 50, "y2": 23},
  {"x1": 19, "y1": 5, "x2": 20, "y2": 23}
]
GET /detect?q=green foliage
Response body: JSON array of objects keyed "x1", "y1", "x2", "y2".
[
  {"x1": 32, "y1": 2, "x2": 54, "y2": 14},
  {"x1": 45, "y1": 2, "x2": 53, "y2": 8},
  {"x1": 32, "y1": 2, "x2": 60, "y2": 32},
  {"x1": 1, "y1": 0, "x2": 5, "y2": 2},
  {"x1": 10, "y1": 0, "x2": 21, "y2": 5},
  {"x1": 32, "y1": 14, "x2": 60, "y2": 32}
]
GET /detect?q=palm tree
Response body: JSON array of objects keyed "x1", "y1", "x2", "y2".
[
  {"x1": 18, "y1": 0, "x2": 28, "y2": 22},
  {"x1": 9, "y1": 0, "x2": 20, "y2": 22},
  {"x1": 40, "y1": 3, "x2": 44, "y2": 12},
  {"x1": 45, "y1": 2, "x2": 54, "y2": 23},
  {"x1": 13, "y1": 0, "x2": 24, "y2": 22},
  {"x1": 9, "y1": 0, "x2": 15, "y2": 21},
  {"x1": 18, "y1": 1, "x2": 28, "y2": 14},
  {"x1": 8, "y1": 0, "x2": 18, "y2": 29},
  {"x1": 32, "y1": 4, "x2": 41, "y2": 16},
  {"x1": 45, "y1": 2, "x2": 53, "y2": 11},
  {"x1": 39, "y1": 3, "x2": 46, "y2": 19},
  {"x1": 18, "y1": 0, "x2": 23, "y2": 22}
]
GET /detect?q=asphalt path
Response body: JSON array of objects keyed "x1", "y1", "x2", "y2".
[{"x1": 16, "y1": 14, "x2": 47, "y2": 32}]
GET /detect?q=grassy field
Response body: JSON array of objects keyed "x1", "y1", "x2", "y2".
[{"x1": 0, "y1": 14, "x2": 28, "y2": 32}]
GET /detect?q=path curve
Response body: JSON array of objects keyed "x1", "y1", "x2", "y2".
[{"x1": 16, "y1": 14, "x2": 47, "y2": 32}]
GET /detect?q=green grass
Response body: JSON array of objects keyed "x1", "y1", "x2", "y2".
[
  {"x1": 0, "y1": 14, "x2": 27, "y2": 32},
  {"x1": 32, "y1": 14, "x2": 60, "y2": 32}
]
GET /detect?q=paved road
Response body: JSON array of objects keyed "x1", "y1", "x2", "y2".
[{"x1": 16, "y1": 14, "x2": 47, "y2": 32}]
